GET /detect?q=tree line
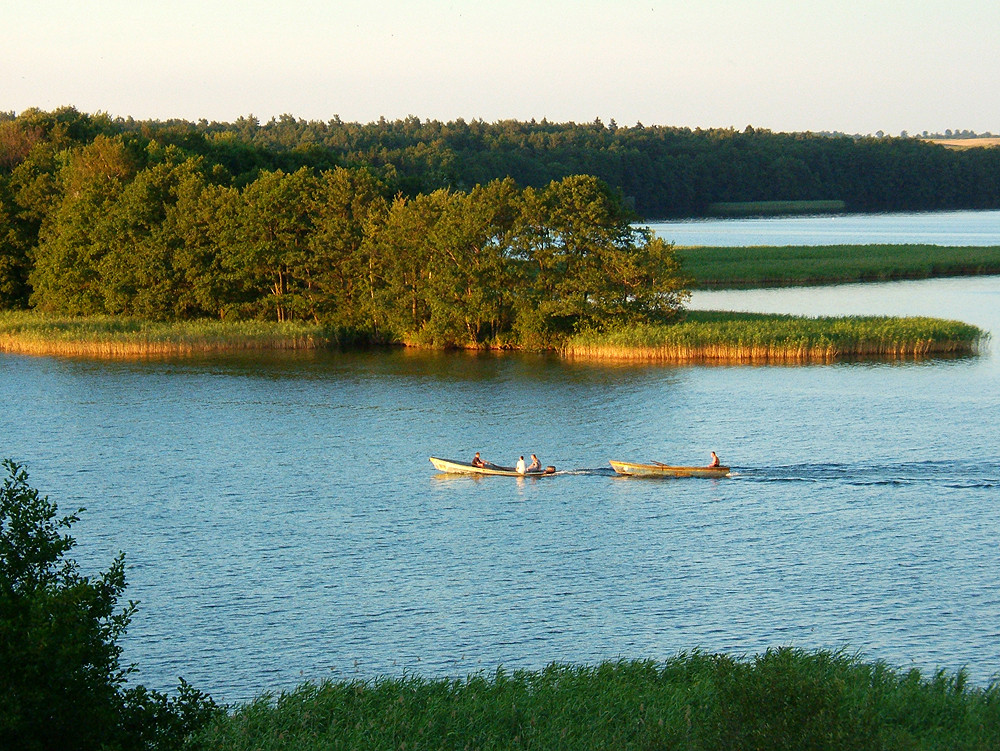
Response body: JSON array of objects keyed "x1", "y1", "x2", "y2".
[
  {"x1": 0, "y1": 111, "x2": 687, "y2": 345},
  {"x1": 4, "y1": 107, "x2": 1000, "y2": 341},
  {"x1": 7, "y1": 107, "x2": 1000, "y2": 218},
  {"x1": 109, "y1": 110, "x2": 1000, "y2": 216}
]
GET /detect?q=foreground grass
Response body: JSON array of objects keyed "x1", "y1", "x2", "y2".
[
  {"x1": 191, "y1": 649, "x2": 1000, "y2": 751},
  {"x1": 678, "y1": 244, "x2": 1000, "y2": 289},
  {"x1": 565, "y1": 310, "x2": 985, "y2": 363}
]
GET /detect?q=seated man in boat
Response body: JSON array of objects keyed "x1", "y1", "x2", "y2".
[
  {"x1": 472, "y1": 452, "x2": 485, "y2": 468},
  {"x1": 516, "y1": 456, "x2": 526, "y2": 474},
  {"x1": 526, "y1": 454, "x2": 542, "y2": 472},
  {"x1": 708, "y1": 451, "x2": 721, "y2": 467}
]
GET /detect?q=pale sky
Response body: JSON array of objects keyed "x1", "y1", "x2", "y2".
[{"x1": 3, "y1": 0, "x2": 998, "y2": 135}]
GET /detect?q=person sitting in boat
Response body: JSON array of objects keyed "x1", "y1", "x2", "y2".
[
  {"x1": 516, "y1": 455, "x2": 526, "y2": 474},
  {"x1": 472, "y1": 452, "x2": 485, "y2": 468},
  {"x1": 708, "y1": 451, "x2": 721, "y2": 467},
  {"x1": 526, "y1": 454, "x2": 541, "y2": 472}
]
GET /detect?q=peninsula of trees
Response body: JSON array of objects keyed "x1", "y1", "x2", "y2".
[
  {"x1": 0, "y1": 109, "x2": 687, "y2": 346},
  {"x1": 1, "y1": 107, "x2": 996, "y2": 353}
]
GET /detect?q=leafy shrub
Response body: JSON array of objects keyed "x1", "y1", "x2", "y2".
[{"x1": 0, "y1": 459, "x2": 221, "y2": 751}]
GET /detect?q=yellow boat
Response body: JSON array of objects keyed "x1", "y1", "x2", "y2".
[
  {"x1": 430, "y1": 456, "x2": 556, "y2": 477},
  {"x1": 609, "y1": 460, "x2": 731, "y2": 478}
]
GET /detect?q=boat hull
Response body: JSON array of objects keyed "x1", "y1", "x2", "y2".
[
  {"x1": 430, "y1": 456, "x2": 555, "y2": 476},
  {"x1": 609, "y1": 460, "x2": 731, "y2": 477}
]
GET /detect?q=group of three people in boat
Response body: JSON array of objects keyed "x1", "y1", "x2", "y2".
[
  {"x1": 472, "y1": 450, "x2": 721, "y2": 472},
  {"x1": 471, "y1": 451, "x2": 542, "y2": 473}
]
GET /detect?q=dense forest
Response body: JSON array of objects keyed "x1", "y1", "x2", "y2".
[
  {"x1": 2, "y1": 107, "x2": 999, "y2": 345},
  {"x1": 0, "y1": 108, "x2": 686, "y2": 346},
  {"x1": 96, "y1": 110, "x2": 1000, "y2": 216}
]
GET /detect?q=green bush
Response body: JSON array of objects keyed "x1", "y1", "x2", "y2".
[{"x1": 0, "y1": 459, "x2": 221, "y2": 751}]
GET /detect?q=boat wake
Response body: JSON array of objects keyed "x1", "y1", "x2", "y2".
[
  {"x1": 553, "y1": 467, "x2": 618, "y2": 477},
  {"x1": 734, "y1": 460, "x2": 1000, "y2": 488}
]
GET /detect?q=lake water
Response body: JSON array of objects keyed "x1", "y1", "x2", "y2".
[
  {"x1": 648, "y1": 208, "x2": 1000, "y2": 246},
  {"x1": 2, "y1": 213, "x2": 999, "y2": 705}
]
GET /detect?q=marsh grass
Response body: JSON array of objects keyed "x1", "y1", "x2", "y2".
[
  {"x1": 0, "y1": 311, "x2": 986, "y2": 364},
  {"x1": 191, "y1": 649, "x2": 1000, "y2": 751},
  {"x1": 564, "y1": 310, "x2": 985, "y2": 363},
  {"x1": 679, "y1": 244, "x2": 1000, "y2": 289},
  {"x1": 0, "y1": 312, "x2": 370, "y2": 358}
]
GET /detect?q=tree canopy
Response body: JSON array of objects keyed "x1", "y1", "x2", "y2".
[
  {"x1": 3, "y1": 107, "x2": 999, "y2": 344},
  {"x1": 0, "y1": 459, "x2": 220, "y2": 751}
]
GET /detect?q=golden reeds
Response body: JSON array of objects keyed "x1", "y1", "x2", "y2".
[
  {"x1": 0, "y1": 311, "x2": 986, "y2": 364},
  {"x1": 0, "y1": 313, "x2": 329, "y2": 359},
  {"x1": 563, "y1": 312, "x2": 986, "y2": 364}
]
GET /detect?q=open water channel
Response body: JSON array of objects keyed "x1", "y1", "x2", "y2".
[{"x1": 2, "y1": 211, "x2": 999, "y2": 704}]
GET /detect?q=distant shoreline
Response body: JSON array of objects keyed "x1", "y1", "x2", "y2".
[{"x1": 678, "y1": 244, "x2": 1000, "y2": 290}]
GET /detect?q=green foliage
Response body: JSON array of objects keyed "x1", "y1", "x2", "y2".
[
  {"x1": 12, "y1": 152, "x2": 687, "y2": 348},
  {"x1": 9, "y1": 106, "x2": 999, "y2": 349},
  {"x1": 707, "y1": 199, "x2": 847, "y2": 216},
  {"x1": 191, "y1": 650, "x2": 1000, "y2": 751},
  {"x1": 679, "y1": 244, "x2": 1000, "y2": 289},
  {"x1": 0, "y1": 459, "x2": 221, "y2": 751}
]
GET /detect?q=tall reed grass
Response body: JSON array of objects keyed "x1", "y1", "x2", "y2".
[
  {"x1": 678, "y1": 244, "x2": 1000, "y2": 289},
  {"x1": 565, "y1": 311, "x2": 986, "y2": 363},
  {"x1": 0, "y1": 312, "x2": 366, "y2": 358},
  {"x1": 190, "y1": 649, "x2": 1000, "y2": 751},
  {"x1": 0, "y1": 311, "x2": 986, "y2": 363}
]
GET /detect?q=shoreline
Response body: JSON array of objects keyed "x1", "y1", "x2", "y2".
[{"x1": 0, "y1": 311, "x2": 986, "y2": 363}]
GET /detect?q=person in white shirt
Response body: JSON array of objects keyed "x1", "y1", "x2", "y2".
[{"x1": 516, "y1": 456, "x2": 526, "y2": 474}]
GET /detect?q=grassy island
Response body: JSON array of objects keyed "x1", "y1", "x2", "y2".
[
  {"x1": 193, "y1": 650, "x2": 1000, "y2": 751},
  {"x1": 679, "y1": 244, "x2": 1000, "y2": 289},
  {"x1": 0, "y1": 310, "x2": 986, "y2": 363},
  {"x1": 566, "y1": 311, "x2": 984, "y2": 363}
]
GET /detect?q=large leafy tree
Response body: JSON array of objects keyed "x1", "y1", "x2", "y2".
[
  {"x1": 237, "y1": 167, "x2": 317, "y2": 322},
  {"x1": 0, "y1": 460, "x2": 220, "y2": 751},
  {"x1": 28, "y1": 135, "x2": 141, "y2": 314},
  {"x1": 0, "y1": 175, "x2": 33, "y2": 308},
  {"x1": 0, "y1": 459, "x2": 134, "y2": 750},
  {"x1": 307, "y1": 166, "x2": 388, "y2": 331},
  {"x1": 516, "y1": 174, "x2": 688, "y2": 338},
  {"x1": 419, "y1": 179, "x2": 522, "y2": 347}
]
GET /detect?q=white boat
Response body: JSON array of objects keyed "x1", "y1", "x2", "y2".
[{"x1": 429, "y1": 456, "x2": 556, "y2": 476}]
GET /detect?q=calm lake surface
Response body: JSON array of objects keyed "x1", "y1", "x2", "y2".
[
  {"x1": 3, "y1": 213, "x2": 1000, "y2": 705},
  {"x1": 648, "y1": 208, "x2": 1000, "y2": 246}
]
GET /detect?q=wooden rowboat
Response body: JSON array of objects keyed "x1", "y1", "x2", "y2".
[
  {"x1": 609, "y1": 460, "x2": 731, "y2": 478},
  {"x1": 430, "y1": 456, "x2": 556, "y2": 477}
]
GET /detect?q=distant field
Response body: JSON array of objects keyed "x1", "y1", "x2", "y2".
[
  {"x1": 679, "y1": 243, "x2": 1000, "y2": 289},
  {"x1": 925, "y1": 137, "x2": 1000, "y2": 150}
]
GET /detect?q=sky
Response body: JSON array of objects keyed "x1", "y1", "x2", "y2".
[{"x1": 3, "y1": 0, "x2": 998, "y2": 135}]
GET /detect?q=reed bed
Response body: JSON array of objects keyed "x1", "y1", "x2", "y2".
[
  {"x1": 678, "y1": 244, "x2": 1000, "y2": 289},
  {"x1": 0, "y1": 312, "x2": 342, "y2": 358},
  {"x1": 191, "y1": 649, "x2": 1000, "y2": 751},
  {"x1": 564, "y1": 311, "x2": 986, "y2": 363}
]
